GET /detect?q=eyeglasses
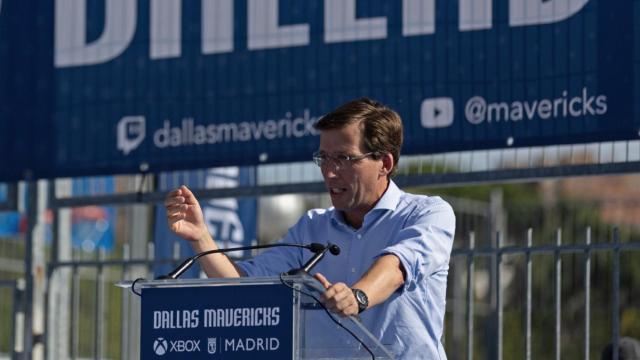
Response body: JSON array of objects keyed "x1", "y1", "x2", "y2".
[{"x1": 312, "y1": 151, "x2": 377, "y2": 170}]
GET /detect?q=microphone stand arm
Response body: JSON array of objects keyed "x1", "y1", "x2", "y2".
[
  {"x1": 301, "y1": 248, "x2": 330, "y2": 273},
  {"x1": 160, "y1": 258, "x2": 197, "y2": 280},
  {"x1": 286, "y1": 247, "x2": 329, "y2": 275}
]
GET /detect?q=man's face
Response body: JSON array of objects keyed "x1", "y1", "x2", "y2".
[{"x1": 318, "y1": 122, "x2": 388, "y2": 226}]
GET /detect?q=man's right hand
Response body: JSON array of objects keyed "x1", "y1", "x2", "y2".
[
  {"x1": 164, "y1": 185, "x2": 210, "y2": 244},
  {"x1": 164, "y1": 185, "x2": 243, "y2": 278}
]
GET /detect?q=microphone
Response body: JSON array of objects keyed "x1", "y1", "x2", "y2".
[
  {"x1": 286, "y1": 244, "x2": 341, "y2": 275},
  {"x1": 157, "y1": 242, "x2": 334, "y2": 280}
]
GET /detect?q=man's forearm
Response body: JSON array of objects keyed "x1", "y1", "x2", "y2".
[
  {"x1": 352, "y1": 254, "x2": 405, "y2": 309},
  {"x1": 190, "y1": 235, "x2": 245, "y2": 278}
]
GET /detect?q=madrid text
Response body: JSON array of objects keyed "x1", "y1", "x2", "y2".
[{"x1": 224, "y1": 337, "x2": 281, "y2": 352}]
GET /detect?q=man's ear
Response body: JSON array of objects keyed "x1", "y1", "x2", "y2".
[{"x1": 380, "y1": 153, "x2": 394, "y2": 176}]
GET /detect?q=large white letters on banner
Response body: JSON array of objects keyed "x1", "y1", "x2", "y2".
[
  {"x1": 204, "y1": 206, "x2": 245, "y2": 243},
  {"x1": 325, "y1": 0, "x2": 387, "y2": 43},
  {"x1": 202, "y1": 0, "x2": 234, "y2": 54},
  {"x1": 248, "y1": 0, "x2": 309, "y2": 50},
  {"x1": 151, "y1": 0, "x2": 181, "y2": 59},
  {"x1": 402, "y1": 0, "x2": 435, "y2": 36},
  {"x1": 53, "y1": 0, "x2": 591, "y2": 68},
  {"x1": 510, "y1": 0, "x2": 589, "y2": 26},
  {"x1": 55, "y1": 0, "x2": 136, "y2": 67},
  {"x1": 459, "y1": 0, "x2": 492, "y2": 31}
]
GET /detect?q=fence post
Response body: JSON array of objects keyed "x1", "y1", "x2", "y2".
[
  {"x1": 94, "y1": 249, "x2": 106, "y2": 360},
  {"x1": 496, "y1": 231, "x2": 503, "y2": 360},
  {"x1": 525, "y1": 228, "x2": 533, "y2": 360},
  {"x1": 488, "y1": 188, "x2": 505, "y2": 360},
  {"x1": 611, "y1": 228, "x2": 620, "y2": 360},
  {"x1": 11, "y1": 279, "x2": 25, "y2": 360},
  {"x1": 24, "y1": 181, "x2": 49, "y2": 359},
  {"x1": 584, "y1": 227, "x2": 591, "y2": 360},
  {"x1": 47, "y1": 179, "x2": 73, "y2": 360},
  {"x1": 466, "y1": 232, "x2": 475, "y2": 360},
  {"x1": 121, "y1": 244, "x2": 131, "y2": 360},
  {"x1": 554, "y1": 228, "x2": 562, "y2": 360}
]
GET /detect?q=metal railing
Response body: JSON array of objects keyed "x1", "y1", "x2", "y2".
[
  {"x1": 39, "y1": 227, "x2": 640, "y2": 360},
  {"x1": 448, "y1": 227, "x2": 640, "y2": 360}
]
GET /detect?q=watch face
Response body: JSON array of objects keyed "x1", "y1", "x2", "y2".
[{"x1": 353, "y1": 288, "x2": 368, "y2": 313}]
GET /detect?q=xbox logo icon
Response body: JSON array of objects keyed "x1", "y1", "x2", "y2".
[{"x1": 153, "y1": 338, "x2": 168, "y2": 356}]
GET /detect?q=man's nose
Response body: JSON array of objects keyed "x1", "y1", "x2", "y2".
[{"x1": 322, "y1": 165, "x2": 339, "y2": 178}]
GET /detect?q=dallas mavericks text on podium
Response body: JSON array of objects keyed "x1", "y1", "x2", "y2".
[{"x1": 153, "y1": 306, "x2": 281, "y2": 329}]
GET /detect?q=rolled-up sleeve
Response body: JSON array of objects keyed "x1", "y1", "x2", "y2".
[{"x1": 380, "y1": 198, "x2": 455, "y2": 290}]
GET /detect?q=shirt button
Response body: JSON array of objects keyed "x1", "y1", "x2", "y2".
[
  {"x1": 356, "y1": 234, "x2": 362, "y2": 239},
  {"x1": 351, "y1": 268, "x2": 356, "y2": 273}
]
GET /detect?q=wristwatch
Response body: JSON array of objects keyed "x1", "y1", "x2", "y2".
[{"x1": 351, "y1": 288, "x2": 369, "y2": 314}]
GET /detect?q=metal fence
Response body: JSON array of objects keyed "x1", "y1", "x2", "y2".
[
  {"x1": 39, "y1": 225, "x2": 640, "y2": 360},
  {"x1": 446, "y1": 228, "x2": 640, "y2": 360},
  {"x1": 43, "y1": 173, "x2": 640, "y2": 359}
]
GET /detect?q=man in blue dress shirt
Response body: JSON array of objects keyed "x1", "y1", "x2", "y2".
[{"x1": 165, "y1": 98, "x2": 456, "y2": 359}]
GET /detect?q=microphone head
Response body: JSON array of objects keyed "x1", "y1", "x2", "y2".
[
  {"x1": 328, "y1": 244, "x2": 341, "y2": 256},
  {"x1": 308, "y1": 243, "x2": 326, "y2": 253}
]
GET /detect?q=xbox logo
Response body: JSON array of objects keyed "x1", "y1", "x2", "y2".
[{"x1": 153, "y1": 337, "x2": 168, "y2": 356}]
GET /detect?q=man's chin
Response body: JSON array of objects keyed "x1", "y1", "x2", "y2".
[{"x1": 329, "y1": 196, "x2": 349, "y2": 211}]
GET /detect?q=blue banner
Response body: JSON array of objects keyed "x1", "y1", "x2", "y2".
[
  {"x1": 71, "y1": 178, "x2": 115, "y2": 252},
  {"x1": 141, "y1": 284, "x2": 293, "y2": 359},
  {"x1": 0, "y1": 0, "x2": 638, "y2": 181}
]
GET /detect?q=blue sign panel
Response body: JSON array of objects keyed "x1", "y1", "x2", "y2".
[
  {"x1": 0, "y1": 1, "x2": 53, "y2": 181},
  {"x1": 0, "y1": 0, "x2": 638, "y2": 181},
  {"x1": 71, "y1": 178, "x2": 115, "y2": 252},
  {"x1": 141, "y1": 284, "x2": 293, "y2": 359}
]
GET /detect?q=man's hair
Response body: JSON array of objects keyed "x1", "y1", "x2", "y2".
[{"x1": 314, "y1": 97, "x2": 403, "y2": 176}]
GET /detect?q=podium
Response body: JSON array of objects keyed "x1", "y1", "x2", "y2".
[{"x1": 118, "y1": 274, "x2": 395, "y2": 359}]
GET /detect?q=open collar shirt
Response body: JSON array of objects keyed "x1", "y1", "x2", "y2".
[{"x1": 238, "y1": 180, "x2": 456, "y2": 359}]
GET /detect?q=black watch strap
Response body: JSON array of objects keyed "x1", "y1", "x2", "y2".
[{"x1": 352, "y1": 288, "x2": 369, "y2": 314}]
